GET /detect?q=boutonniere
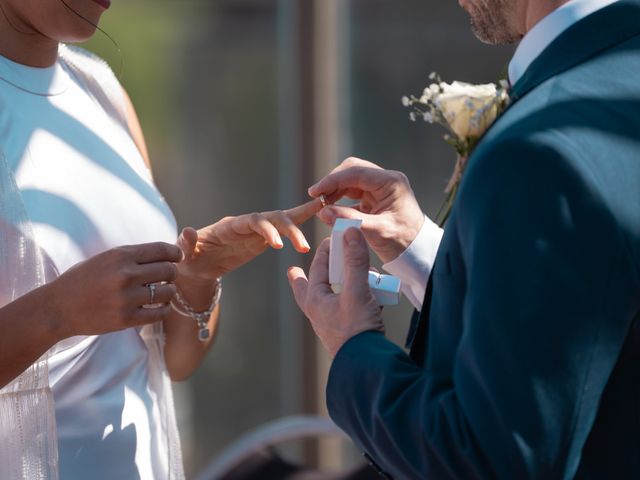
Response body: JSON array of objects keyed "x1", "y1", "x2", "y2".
[{"x1": 403, "y1": 73, "x2": 510, "y2": 226}]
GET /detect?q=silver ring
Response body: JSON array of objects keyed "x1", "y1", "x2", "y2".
[
  {"x1": 320, "y1": 194, "x2": 328, "y2": 208},
  {"x1": 148, "y1": 283, "x2": 157, "y2": 304}
]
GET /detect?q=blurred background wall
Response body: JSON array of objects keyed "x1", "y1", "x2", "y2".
[{"x1": 84, "y1": 0, "x2": 512, "y2": 476}]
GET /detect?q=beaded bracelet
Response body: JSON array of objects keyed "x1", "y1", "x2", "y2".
[{"x1": 170, "y1": 277, "x2": 222, "y2": 341}]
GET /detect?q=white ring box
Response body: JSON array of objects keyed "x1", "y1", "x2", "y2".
[
  {"x1": 367, "y1": 271, "x2": 402, "y2": 306},
  {"x1": 329, "y1": 218, "x2": 401, "y2": 306}
]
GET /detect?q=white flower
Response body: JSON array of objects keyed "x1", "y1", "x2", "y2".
[
  {"x1": 402, "y1": 74, "x2": 511, "y2": 226},
  {"x1": 431, "y1": 81, "x2": 509, "y2": 139},
  {"x1": 420, "y1": 84, "x2": 440, "y2": 103}
]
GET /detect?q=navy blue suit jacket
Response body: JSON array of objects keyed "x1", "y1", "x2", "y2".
[{"x1": 326, "y1": 2, "x2": 640, "y2": 478}]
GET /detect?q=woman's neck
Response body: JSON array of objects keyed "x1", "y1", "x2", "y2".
[{"x1": 0, "y1": 10, "x2": 59, "y2": 67}]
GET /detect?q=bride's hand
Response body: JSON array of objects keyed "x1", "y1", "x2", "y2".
[{"x1": 176, "y1": 198, "x2": 323, "y2": 281}]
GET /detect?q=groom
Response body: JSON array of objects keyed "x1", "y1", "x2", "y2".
[{"x1": 287, "y1": 0, "x2": 640, "y2": 478}]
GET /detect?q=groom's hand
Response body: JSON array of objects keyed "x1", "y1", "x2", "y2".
[
  {"x1": 287, "y1": 228, "x2": 384, "y2": 357},
  {"x1": 309, "y1": 157, "x2": 425, "y2": 264}
]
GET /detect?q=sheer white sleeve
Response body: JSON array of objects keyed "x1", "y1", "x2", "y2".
[{"x1": 0, "y1": 150, "x2": 58, "y2": 480}]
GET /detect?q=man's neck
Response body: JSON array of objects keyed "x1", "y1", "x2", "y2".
[{"x1": 522, "y1": 0, "x2": 573, "y2": 34}]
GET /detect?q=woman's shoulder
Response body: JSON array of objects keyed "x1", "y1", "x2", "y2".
[
  {"x1": 59, "y1": 45, "x2": 116, "y2": 78},
  {"x1": 59, "y1": 44, "x2": 128, "y2": 129}
]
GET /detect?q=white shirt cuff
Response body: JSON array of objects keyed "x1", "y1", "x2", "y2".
[{"x1": 383, "y1": 215, "x2": 443, "y2": 311}]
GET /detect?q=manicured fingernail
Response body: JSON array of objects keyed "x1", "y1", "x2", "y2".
[{"x1": 301, "y1": 239, "x2": 310, "y2": 251}]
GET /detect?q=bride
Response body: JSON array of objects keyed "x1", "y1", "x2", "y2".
[{"x1": 0, "y1": 0, "x2": 319, "y2": 478}]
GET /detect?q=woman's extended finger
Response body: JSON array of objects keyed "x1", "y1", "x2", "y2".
[
  {"x1": 283, "y1": 198, "x2": 324, "y2": 225},
  {"x1": 242, "y1": 213, "x2": 284, "y2": 249},
  {"x1": 269, "y1": 212, "x2": 310, "y2": 253}
]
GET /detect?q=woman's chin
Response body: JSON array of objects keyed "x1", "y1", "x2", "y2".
[
  {"x1": 53, "y1": 7, "x2": 105, "y2": 43},
  {"x1": 59, "y1": 25, "x2": 100, "y2": 44}
]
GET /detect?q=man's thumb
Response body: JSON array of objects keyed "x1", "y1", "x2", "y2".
[
  {"x1": 342, "y1": 228, "x2": 371, "y2": 299},
  {"x1": 318, "y1": 205, "x2": 364, "y2": 225},
  {"x1": 318, "y1": 204, "x2": 377, "y2": 227}
]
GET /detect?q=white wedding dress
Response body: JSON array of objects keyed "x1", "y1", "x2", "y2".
[{"x1": 0, "y1": 45, "x2": 184, "y2": 479}]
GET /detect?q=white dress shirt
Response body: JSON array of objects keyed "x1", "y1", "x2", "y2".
[
  {"x1": 508, "y1": 0, "x2": 620, "y2": 84},
  {"x1": 386, "y1": 0, "x2": 619, "y2": 311},
  {"x1": 383, "y1": 216, "x2": 443, "y2": 309}
]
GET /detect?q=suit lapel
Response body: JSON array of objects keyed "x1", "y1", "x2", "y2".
[{"x1": 511, "y1": 0, "x2": 640, "y2": 101}]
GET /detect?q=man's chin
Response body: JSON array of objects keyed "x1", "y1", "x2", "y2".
[{"x1": 468, "y1": 14, "x2": 520, "y2": 45}]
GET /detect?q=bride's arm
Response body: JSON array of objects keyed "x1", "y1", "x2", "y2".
[
  {"x1": 162, "y1": 244, "x2": 221, "y2": 382},
  {"x1": 0, "y1": 285, "x2": 64, "y2": 388},
  {"x1": 0, "y1": 242, "x2": 183, "y2": 389}
]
